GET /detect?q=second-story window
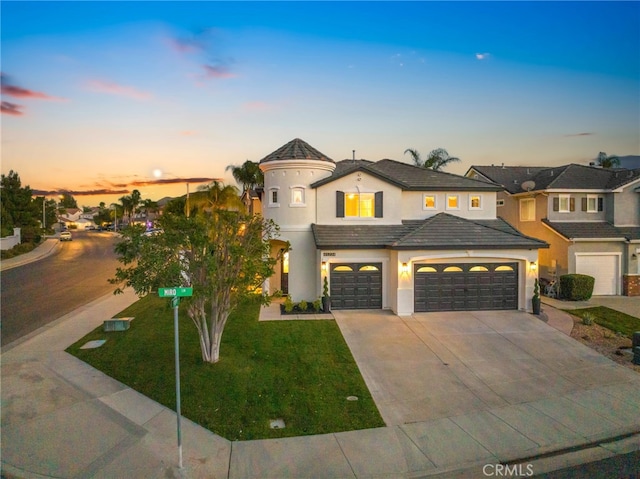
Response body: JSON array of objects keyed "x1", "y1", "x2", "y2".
[
  {"x1": 583, "y1": 195, "x2": 603, "y2": 213},
  {"x1": 423, "y1": 195, "x2": 436, "y2": 209},
  {"x1": 520, "y1": 198, "x2": 535, "y2": 221},
  {"x1": 336, "y1": 191, "x2": 383, "y2": 218},
  {"x1": 290, "y1": 186, "x2": 305, "y2": 206},
  {"x1": 469, "y1": 195, "x2": 482, "y2": 209},
  {"x1": 268, "y1": 188, "x2": 280, "y2": 207},
  {"x1": 553, "y1": 195, "x2": 575, "y2": 213},
  {"x1": 446, "y1": 195, "x2": 459, "y2": 210}
]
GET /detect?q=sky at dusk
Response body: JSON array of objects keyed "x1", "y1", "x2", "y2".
[{"x1": 2, "y1": 1, "x2": 639, "y2": 207}]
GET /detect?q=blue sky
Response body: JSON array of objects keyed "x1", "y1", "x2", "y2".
[{"x1": 2, "y1": 1, "x2": 638, "y2": 206}]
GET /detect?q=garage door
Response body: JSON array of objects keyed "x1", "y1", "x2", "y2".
[
  {"x1": 414, "y1": 263, "x2": 518, "y2": 312},
  {"x1": 330, "y1": 263, "x2": 382, "y2": 309},
  {"x1": 575, "y1": 254, "x2": 618, "y2": 295}
]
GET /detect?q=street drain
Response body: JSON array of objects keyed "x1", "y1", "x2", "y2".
[
  {"x1": 269, "y1": 418, "x2": 285, "y2": 429},
  {"x1": 346, "y1": 396, "x2": 358, "y2": 401},
  {"x1": 80, "y1": 339, "x2": 106, "y2": 349}
]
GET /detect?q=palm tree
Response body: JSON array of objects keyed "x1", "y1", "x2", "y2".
[
  {"x1": 119, "y1": 195, "x2": 133, "y2": 225},
  {"x1": 191, "y1": 181, "x2": 244, "y2": 215},
  {"x1": 404, "y1": 148, "x2": 461, "y2": 171},
  {"x1": 140, "y1": 198, "x2": 158, "y2": 225},
  {"x1": 225, "y1": 161, "x2": 264, "y2": 211},
  {"x1": 595, "y1": 152, "x2": 620, "y2": 169}
]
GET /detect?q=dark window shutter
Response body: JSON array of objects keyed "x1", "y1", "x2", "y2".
[
  {"x1": 374, "y1": 191, "x2": 383, "y2": 218},
  {"x1": 553, "y1": 197, "x2": 559, "y2": 211},
  {"x1": 570, "y1": 197, "x2": 575, "y2": 212},
  {"x1": 581, "y1": 198, "x2": 587, "y2": 211},
  {"x1": 336, "y1": 191, "x2": 345, "y2": 218},
  {"x1": 598, "y1": 197, "x2": 604, "y2": 212}
]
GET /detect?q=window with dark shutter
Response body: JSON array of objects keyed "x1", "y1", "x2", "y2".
[
  {"x1": 582, "y1": 198, "x2": 587, "y2": 211},
  {"x1": 553, "y1": 197, "x2": 559, "y2": 211},
  {"x1": 570, "y1": 197, "x2": 575, "y2": 212},
  {"x1": 374, "y1": 191, "x2": 383, "y2": 218},
  {"x1": 598, "y1": 197, "x2": 604, "y2": 212},
  {"x1": 336, "y1": 191, "x2": 345, "y2": 218}
]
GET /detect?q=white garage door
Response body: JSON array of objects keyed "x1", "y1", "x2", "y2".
[{"x1": 575, "y1": 254, "x2": 619, "y2": 295}]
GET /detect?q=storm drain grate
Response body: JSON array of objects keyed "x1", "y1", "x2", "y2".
[{"x1": 269, "y1": 418, "x2": 285, "y2": 429}]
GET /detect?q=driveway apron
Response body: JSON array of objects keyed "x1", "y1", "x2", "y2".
[{"x1": 332, "y1": 309, "x2": 639, "y2": 428}]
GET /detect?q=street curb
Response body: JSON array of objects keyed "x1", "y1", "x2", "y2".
[{"x1": 0, "y1": 238, "x2": 62, "y2": 272}]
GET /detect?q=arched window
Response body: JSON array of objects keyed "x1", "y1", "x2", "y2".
[
  {"x1": 359, "y1": 265, "x2": 379, "y2": 271},
  {"x1": 443, "y1": 266, "x2": 463, "y2": 272},
  {"x1": 333, "y1": 265, "x2": 353, "y2": 272},
  {"x1": 469, "y1": 266, "x2": 489, "y2": 272},
  {"x1": 416, "y1": 266, "x2": 437, "y2": 273},
  {"x1": 495, "y1": 265, "x2": 515, "y2": 272}
]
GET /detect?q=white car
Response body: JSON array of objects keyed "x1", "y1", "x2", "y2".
[{"x1": 60, "y1": 231, "x2": 72, "y2": 241}]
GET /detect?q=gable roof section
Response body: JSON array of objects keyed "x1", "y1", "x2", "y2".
[
  {"x1": 259, "y1": 138, "x2": 335, "y2": 164},
  {"x1": 470, "y1": 164, "x2": 640, "y2": 194},
  {"x1": 313, "y1": 159, "x2": 501, "y2": 191},
  {"x1": 312, "y1": 213, "x2": 548, "y2": 250},
  {"x1": 542, "y1": 219, "x2": 640, "y2": 241}
]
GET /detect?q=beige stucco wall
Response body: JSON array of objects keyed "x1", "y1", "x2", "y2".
[{"x1": 401, "y1": 191, "x2": 497, "y2": 220}]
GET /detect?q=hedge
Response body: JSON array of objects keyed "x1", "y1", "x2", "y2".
[{"x1": 559, "y1": 274, "x2": 595, "y2": 301}]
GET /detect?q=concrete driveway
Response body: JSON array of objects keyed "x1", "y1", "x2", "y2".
[{"x1": 333, "y1": 309, "x2": 637, "y2": 427}]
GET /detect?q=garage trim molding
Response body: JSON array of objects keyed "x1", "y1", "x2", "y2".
[{"x1": 574, "y1": 252, "x2": 622, "y2": 295}]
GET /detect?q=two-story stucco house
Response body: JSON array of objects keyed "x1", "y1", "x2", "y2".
[
  {"x1": 466, "y1": 164, "x2": 640, "y2": 296},
  {"x1": 258, "y1": 139, "x2": 547, "y2": 315}
]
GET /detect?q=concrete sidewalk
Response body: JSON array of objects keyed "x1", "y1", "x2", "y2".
[
  {"x1": 542, "y1": 295, "x2": 640, "y2": 319},
  {"x1": 0, "y1": 237, "x2": 62, "y2": 272},
  {"x1": 2, "y1": 293, "x2": 639, "y2": 478}
]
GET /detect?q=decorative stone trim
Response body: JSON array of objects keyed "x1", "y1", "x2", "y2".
[{"x1": 623, "y1": 275, "x2": 640, "y2": 296}]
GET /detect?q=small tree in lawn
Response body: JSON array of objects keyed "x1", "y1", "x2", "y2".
[{"x1": 110, "y1": 190, "x2": 281, "y2": 363}]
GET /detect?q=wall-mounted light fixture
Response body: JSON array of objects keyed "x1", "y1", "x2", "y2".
[
  {"x1": 321, "y1": 261, "x2": 327, "y2": 272},
  {"x1": 529, "y1": 261, "x2": 537, "y2": 272},
  {"x1": 401, "y1": 262, "x2": 409, "y2": 275}
]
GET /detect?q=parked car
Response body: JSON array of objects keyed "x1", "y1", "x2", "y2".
[{"x1": 60, "y1": 231, "x2": 72, "y2": 241}]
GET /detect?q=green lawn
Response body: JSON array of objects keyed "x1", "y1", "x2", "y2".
[
  {"x1": 66, "y1": 295, "x2": 384, "y2": 440},
  {"x1": 567, "y1": 306, "x2": 640, "y2": 339}
]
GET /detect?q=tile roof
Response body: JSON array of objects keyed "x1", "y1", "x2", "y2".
[
  {"x1": 470, "y1": 164, "x2": 640, "y2": 194},
  {"x1": 312, "y1": 213, "x2": 548, "y2": 250},
  {"x1": 259, "y1": 138, "x2": 335, "y2": 164},
  {"x1": 543, "y1": 220, "x2": 640, "y2": 241},
  {"x1": 312, "y1": 159, "x2": 501, "y2": 191}
]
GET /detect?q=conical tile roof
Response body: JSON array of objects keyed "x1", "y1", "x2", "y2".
[{"x1": 259, "y1": 138, "x2": 334, "y2": 164}]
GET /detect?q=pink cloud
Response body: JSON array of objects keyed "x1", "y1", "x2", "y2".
[
  {"x1": 1, "y1": 101, "x2": 24, "y2": 116},
  {"x1": 242, "y1": 101, "x2": 272, "y2": 112},
  {"x1": 1, "y1": 73, "x2": 66, "y2": 101},
  {"x1": 85, "y1": 79, "x2": 152, "y2": 100},
  {"x1": 203, "y1": 64, "x2": 236, "y2": 79},
  {"x1": 180, "y1": 130, "x2": 198, "y2": 136}
]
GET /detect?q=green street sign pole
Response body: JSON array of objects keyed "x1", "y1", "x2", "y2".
[
  {"x1": 159, "y1": 287, "x2": 193, "y2": 470},
  {"x1": 172, "y1": 295, "x2": 183, "y2": 470}
]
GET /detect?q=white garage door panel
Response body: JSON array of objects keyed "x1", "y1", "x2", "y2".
[{"x1": 575, "y1": 254, "x2": 618, "y2": 295}]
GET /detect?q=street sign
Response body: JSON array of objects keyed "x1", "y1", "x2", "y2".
[{"x1": 158, "y1": 287, "x2": 193, "y2": 298}]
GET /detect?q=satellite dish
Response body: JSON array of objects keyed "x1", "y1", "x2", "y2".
[{"x1": 521, "y1": 180, "x2": 536, "y2": 192}]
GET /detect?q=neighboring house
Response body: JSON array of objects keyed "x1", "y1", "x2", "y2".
[
  {"x1": 80, "y1": 208, "x2": 100, "y2": 221},
  {"x1": 466, "y1": 164, "x2": 640, "y2": 296},
  {"x1": 258, "y1": 138, "x2": 547, "y2": 315},
  {"x1": 58, "y1": 208, "x2": 84, "y2": 228}
]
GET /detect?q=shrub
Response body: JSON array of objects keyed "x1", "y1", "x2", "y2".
[
  {"x1": 582, "y1": 312, "x2": 595, "y2": 326},
  {"x1": 559, "y1": 274, "x2": 595, "y2": 301},
  {"x1": 298, "y1": 300, "x2": 308, "y2": 312},
  {"x1": 283, "y1": 295, "x2": 294, "y2": 313},
  {"x1": 312, "y1": 299, "x2": 322, "y2": 312}
]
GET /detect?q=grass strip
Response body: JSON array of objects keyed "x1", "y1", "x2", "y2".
[
  {"x1": 66, "y1": 295, "x2": 384, "y2": 440},
  {"x1": 566, "y1": 306, "x2": 640, "y2": 339}
]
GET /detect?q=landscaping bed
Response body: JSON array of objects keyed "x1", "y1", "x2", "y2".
[{"x1": 567, "y1": 307, "x2": 640, "y2": 373}]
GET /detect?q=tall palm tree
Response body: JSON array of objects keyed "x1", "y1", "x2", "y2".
[
  {"x1": 225, "y1": 161, "x2": 264, "y2": 210},
  {"x1": 119, "y1": 195, "x2": 133, "y2": 224},
  {"x1": 404, "y1": 148, "x2": 461, "y2": 171},
  {"x1": 595, "y1": 152, "x2": 620, "y2": 169},
  {"x1": 191, "y1": 181, "x2": 244, "y2": 215}
]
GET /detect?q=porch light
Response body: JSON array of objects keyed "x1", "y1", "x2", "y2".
[
  {"x1": 529, "y1": 261, "x2": 537, "y2": 272},
  {"x1": 321, "y1": 261, "x2": 327, "y2": 272},
  {"x1": 401, "y1": 262, "x2": 409, "y2": 274}
]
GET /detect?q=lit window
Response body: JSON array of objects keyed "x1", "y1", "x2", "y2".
[
  {"x1": 520, "y1": 198, "x2": 535, "y2": 221},
  {"x1": 416, "y1": 266, "x2": 437, "y2": 273},
  {"x1": 446, "y1": 195, "x2": 459, "y2": 210},
  {"x1": 469, "y1": 265, "x2": 489, "y2": 272},
  {"x1": 495, "y1": 265, "x2": 514, "y2": 272},
  {"x1": 345, "y1": 193, "x2": 374, "y2": 218},
  {"x1": 443, "y1": 266, "x2": 463, "y2": 272},
  {"x1": 333, "y1": 265, "x2": 353, "y2": 272},
  {"x1": 424, "y1": 195, "x2": 436, "y2": 209},
  {"x1": 290, "y1": 187, "x2": 305, "y2": 206},
  {"x1": 359, "y1": 265, "x2": 379, "y2": 271},
  {"x1": 470, "y1": 195, "x2": 482, "y2": 209},
  {"x1": 282, "y1": 252, "x2": 289, "y2": 273}
]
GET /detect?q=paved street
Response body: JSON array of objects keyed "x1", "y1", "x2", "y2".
[{"x1": 1, "y1": 231, "x2": 120, "y2": 346}]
